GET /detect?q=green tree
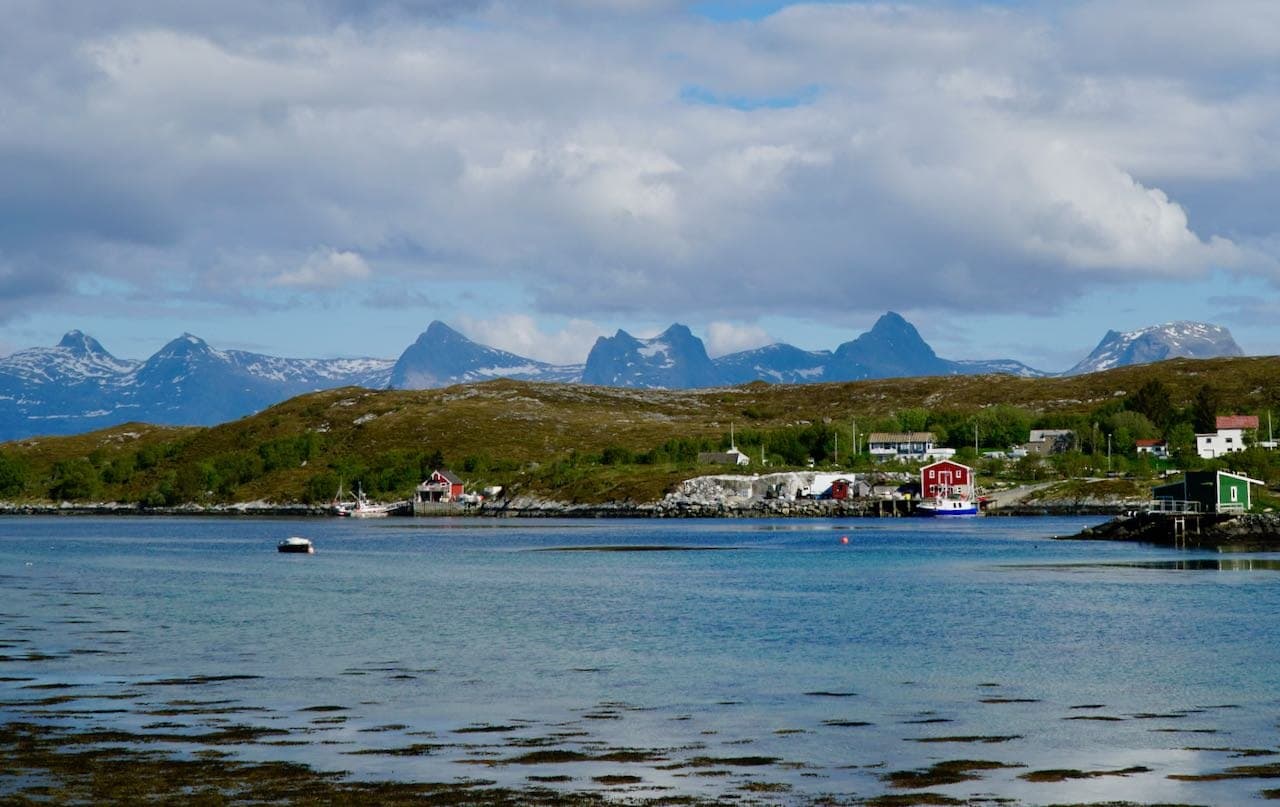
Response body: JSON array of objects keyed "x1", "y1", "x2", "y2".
[
  {"x1": 1015, "y1": 454, "x2": 1047, "y2": 481},
  {"x1": 1167, "y1": 422, "x2": 1197, "y2": 462},
  {"x1": 1051, "y1": 450, "x2": 1088, "y2": 480},
  {"x1": 975, "y1": 405, "x2": 1032, "y2": 450},
  {"x1": 101, "y1": 454, "x2": 136, "y2": 485},
  {"x1": 303, "y1": 472, "x2": 341, "y2": 504},
  {"x1": 1105, "y1": 410, "x2": 1157, "y2": 444},
  {"x1": 49, "y1": 458, "x2": 99, "y2": 501},
  {"x1": 1126, "y1": 379, "x2": 1174, "y2": 429},
  {"x1": 1191, "y1": 384, "x2": 1220, "y2": 434},
  {"x1": 895, "y1": 408, "x2": 930, "y2": 432},
  {"x1": 0, "y1": 452, "x2": 26, "y2": 496}
]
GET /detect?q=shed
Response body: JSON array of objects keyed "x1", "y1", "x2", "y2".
[
  {"x1": 1153, "y1": 470, "x2": 1263, "y2": 514},
  {"x1": 697, "y1": 448, "x2": 750, "y2": 466}
]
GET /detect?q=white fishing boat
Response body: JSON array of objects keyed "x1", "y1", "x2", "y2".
[
  {"x1": 916, "y1": 495, "x2": 979, "y2": 517},
  {"x1": 333, "y1": 482, "x2": 395, "y2": 518},
  {"x1": 277, "y1": 536, "x2": 315, "y2": 553}
]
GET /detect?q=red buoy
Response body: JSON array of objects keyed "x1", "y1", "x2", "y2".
[{"x1": 840, "y1": 535, "x2": 849, "y2": 545}]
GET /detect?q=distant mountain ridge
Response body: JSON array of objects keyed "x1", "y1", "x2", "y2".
[
  {"x1": 578, "y1": 312, "x2": 1046, "y2": 388},
  {"x1": 0, "y1": 333, "x2": 392, "y2": 440},
  {"x1": 0, "y1": 315, "x2": 1245, "y2": 441},
  {"x1": 1066, "y1": 321, "x2": 1244, "y2": 375}
]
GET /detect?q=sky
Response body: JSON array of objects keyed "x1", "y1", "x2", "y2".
[{"x1": 2, "y1": 0, "x2": 1279, "y2": 373}]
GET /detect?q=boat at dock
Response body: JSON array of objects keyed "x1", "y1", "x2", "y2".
[
  {"x1": 332, "y1": 482, "x2": 397, "y2": 518},
  {"x1": 917, "y1": 496, "x2": 979, "y2": 517}
]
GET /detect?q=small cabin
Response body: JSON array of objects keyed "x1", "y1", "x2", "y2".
[
  {"x1": 1153, "y1": 470, "x2": 1262, "y2": 514},
  {"x1": 697, "y1": 448, "x2": 750, "y2": 466},
  {"x1": 417, "y1": 469, "x2": 465, "y2": 503},
  {"x1": 920, "y1": 459, "x2": 974, "y2": 500}
]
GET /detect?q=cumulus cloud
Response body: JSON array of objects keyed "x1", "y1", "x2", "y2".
[
  {"x1": 1, "y1": 0, "x2": 1278, "y2": 334},
  {"x1": 271, "y1": 248, "x2": 372, "y2": 288},
  {"x1": 454, "y1": 314, "x2": 606, "y2": 365}
]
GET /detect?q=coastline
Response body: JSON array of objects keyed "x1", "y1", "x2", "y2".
[{"x1": 0, "y1": 497, "x2": 1133, "y2": 519}]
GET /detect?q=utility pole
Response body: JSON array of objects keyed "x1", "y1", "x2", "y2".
[
  {"x1": 834, "y1": 432, "x2": 839, "y2": 465},
  {"x1": 1107, "y1": 433, "x2": 1112, "y2": 472}
]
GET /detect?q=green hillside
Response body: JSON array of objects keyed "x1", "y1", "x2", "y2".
[{"x1": 2, "y1": 355, "x2": 1279, "y2": 506}]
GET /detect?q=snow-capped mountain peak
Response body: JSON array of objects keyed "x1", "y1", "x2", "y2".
[{"x1": 1067, "y1": 321, "x2": 1243, "y2": 375}]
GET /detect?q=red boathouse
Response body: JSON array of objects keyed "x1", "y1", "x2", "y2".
[{"x1": 920, "y1": 460, "x2": 973, "y2": 500}]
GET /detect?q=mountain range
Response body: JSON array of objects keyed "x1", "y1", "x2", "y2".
[{"x1": 0, "y1": 315, "x2": 1246, "y2": 441}]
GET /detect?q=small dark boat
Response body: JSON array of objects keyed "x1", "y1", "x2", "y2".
[{"x1": 277, "y1": 536, "x2": 315, "y2": 554}]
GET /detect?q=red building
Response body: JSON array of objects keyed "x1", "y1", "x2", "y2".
[
  {"x1": 830, "y1": 478, "x2": 851, "y2": 500},
  {"x1": 417, "y1": 469, "x2": 465, "y2": 502},
  {"x1": 920, "y1": 460, "x2": 973, "y2": 500}
]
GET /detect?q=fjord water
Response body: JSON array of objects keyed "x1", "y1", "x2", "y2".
[{"x1": 3, "y1": 515, "x2": 1280, "y2": 803}]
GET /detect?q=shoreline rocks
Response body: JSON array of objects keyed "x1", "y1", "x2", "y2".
[{"x1": 1062, "y1": 511, "x2": 1280, "y2": 551}]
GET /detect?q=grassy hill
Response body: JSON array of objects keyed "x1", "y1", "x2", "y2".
[{"x1": 1, "y1": 355, "x2": 1278, "y2": 506}]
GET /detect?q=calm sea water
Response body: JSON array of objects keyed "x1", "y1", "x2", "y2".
[{"x1": 3, "y1": 515, "x2": 1280, "y2": 803}]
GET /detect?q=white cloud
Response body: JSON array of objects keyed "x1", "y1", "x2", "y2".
[
  {"x1": 704, "y1": 321, "x2": 773, "y2": 358},
  {"x1": 2, "y1": 0, "x2": 1279, "y2": 334},
  {"x1": 454, "y1": 313, "x2": 605, "y2": 365},
  {"x1": 271, "y1": 247, "x2": 371, "y2": 288}
]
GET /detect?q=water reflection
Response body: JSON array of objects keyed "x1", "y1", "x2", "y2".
[{"x1": 1017, "y1": 558, "x2": 1280, "y2": 572}]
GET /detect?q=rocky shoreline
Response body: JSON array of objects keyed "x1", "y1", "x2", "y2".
[
  {"x1": 1062, "y1": 511, "x2": 1280, "y2": 551},
  {"x1": 0, "y1": 500, "x2": 330, "y2": 517},
  {"x1": 0, "y1": 496, "x2": 1133, "y2": 519}
]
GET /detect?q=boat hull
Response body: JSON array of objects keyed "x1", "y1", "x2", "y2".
[
  {"x1": 277, "y1": 538, "x2": 315, "y2": 553},
  {"x1": 917, "y1": 499, "x2": 979, "y2": 517}
]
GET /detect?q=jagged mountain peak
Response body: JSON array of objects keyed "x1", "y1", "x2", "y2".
[
  {"x1": 828, "y1": 311, "x2": 947, "y2": 380},
  {"x1": 582, "y1": 323, "x2": 719, "y2": 388},
  {"x1": 56, "y1": 330, "x2": 111, "y2": 357},
  {"x1": 422, "y1": 320, "x2": 468, "y2": 343},
  {"x1": 388, "y1": 321, "x2": 578, "y2": 390},
  {"x1": 149, "y1": 333, "x2": 218, "y2": 361}
]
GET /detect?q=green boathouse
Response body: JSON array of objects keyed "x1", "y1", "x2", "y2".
[{"x1": 1154, "y1": 470, "x2": 1263, "y2": 514}]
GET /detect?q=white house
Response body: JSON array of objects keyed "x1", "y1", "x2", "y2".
[
  {"x1": 1197, "y1": 415, "x2": 1258, "y2": 459},
  {"x1": 867, "y1": 432, "x2": 955, "y2": 463},
  {"x1": 1135, "y1": 439, "x2": 1168, "y2": 459}
]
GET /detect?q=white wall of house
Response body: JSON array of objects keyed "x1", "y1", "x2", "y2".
[{"x1": 1197, "y1": 428, "x2": 1246, "y2": 459}]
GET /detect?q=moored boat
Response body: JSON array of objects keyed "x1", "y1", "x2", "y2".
[
  {"x1": 277, "y1": 536, "x2": 315, "y2": 553},
  {"x1": 333, "y1": 482, "x2": 396, "y2": 518},
  {"x1": 917, "y1": 496, "x2": 979, "y2": 517}
]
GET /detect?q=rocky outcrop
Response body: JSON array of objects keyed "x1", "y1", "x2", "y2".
[{"x1": 1063, "y1": 512, "x2": 1280, "y2": 550}]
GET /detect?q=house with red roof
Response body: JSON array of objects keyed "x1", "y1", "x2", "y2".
[
  {"x1": 1135, "y1": 439, "x2": 1168, "y2": 459},
  {"x1": 1196, "y1": 415, "x2": 1259, "y2": 459}
]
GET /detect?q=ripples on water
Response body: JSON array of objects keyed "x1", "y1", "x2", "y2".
[{"x1": 2, "y1": 515, "x2": 1280, "y2": 803}]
